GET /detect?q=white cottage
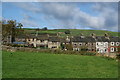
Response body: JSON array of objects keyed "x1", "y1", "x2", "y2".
[
  {"x1": 109, "y1": 36, "x2": 120, "y2": 53},
  {"x1": 96, "y1": 36, "x2": 110, "y2": 53}
]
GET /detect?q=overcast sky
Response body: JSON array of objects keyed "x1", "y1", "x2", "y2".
[{"x1": 2, "y1": 2, "x2": 118, "y2": 32}]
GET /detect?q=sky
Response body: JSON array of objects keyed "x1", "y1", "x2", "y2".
[{"x1": 2, "y1": 2, "x2": 119, "y2": 32}]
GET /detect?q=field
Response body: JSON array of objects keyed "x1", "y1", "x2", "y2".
[
  {"x1": 23, "y1": 28, "x2": 119, "y2": 37},
  {"x1": 2, "y1": 51, "x2": 118, "y2": 78}
]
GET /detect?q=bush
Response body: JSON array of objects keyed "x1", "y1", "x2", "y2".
[
  {"x1": 116, "y1": 53, "x2": 120, "y2": 60},
  {"x1": 64, "y1": 30, "x2": 70, "y2": 34},
  {"x1": 78, "y1": 51, "x2": 96, "y2": 56},
  {"x1": 42, "y1": 27, "x2": 48, "y2": 30}
]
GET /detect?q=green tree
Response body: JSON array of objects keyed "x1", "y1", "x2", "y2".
[
  {"x1": 65, "y1": 30, "x2": 70, "y2": 34},
  {"x1": 42, "y1": 27, "x2": 47, "y2": 30},
  {"x1": 65, "y1": 44, "x2": 73, "y2": 50},
  {"x1": 2, "y1": 20, "x2": 24, "y2": 43}
]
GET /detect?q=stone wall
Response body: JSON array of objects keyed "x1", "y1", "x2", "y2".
[{"x1": 2, "y1": 45, "x2": 117, "y2": 58}]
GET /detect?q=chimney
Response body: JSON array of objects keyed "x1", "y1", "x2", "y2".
[
  {"x1": 80, "y1": 33, "x2": 85, "y2": 38},
  {"x1": 104, "y1": 33, "x2": 109, "y2": 37},
  {"x1": 104, "y1": 33, "x2": 109, "y2": 39},
  {"x1": 91, "y1": 33, "x2": 96, "y2": 38},
  {"x1": 66, "y1": 36, "x2": 70, "y2": 42}
]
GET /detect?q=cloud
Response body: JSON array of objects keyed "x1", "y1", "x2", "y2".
[
  {"x1": 92, "y1": 2, "x2": 118, "y2": 31},
  {"x1": 20, "y1": 14, "x2": 39, "y2": 28},
  {"x1": 13, "y1": 2, "x2": 118, "y2": 31}
]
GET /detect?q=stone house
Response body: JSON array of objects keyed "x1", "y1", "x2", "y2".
[
  {"x1": 15, "y1": 35, "x2": 26, "y2": 42},
  {"x1": 26, "y1": 35, "x2": 49, "y2": 48},
  {"x1": 71, "y1": 34, "x2": 96, "y2": 51},
  {"x1": 12, "y1": 32, "x2": 120, "y2": 54},
  {"x1": 71, "y1": 36, "x2": 86, "y2": 51},
  {"x1": 35, "y1": 35, "x2": 49, "y2": 48},
  {"x1": 96, "y1": 36, "x2": 110, "y2": 53},
  {"x1": 26, "y1": 35, "x2": 36, "y2": 47},
  {"x1": 48, "y1": 37, "x2": 61, "y2": 49},
  {"x1": 60, "y1": 36, "x2": 72, "y2": 50},
  {"x1": 109, "y1": 36, "x2": 120, "y2": 53},
  {"x1": 96, "y1": 33, "x2": 120, "y2": 53}
]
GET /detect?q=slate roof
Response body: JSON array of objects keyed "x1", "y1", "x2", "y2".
[
  {"x1": 96, "y1": 36, "x2": 110, "y2": 42},
  {"x1": 71, "y1": 36, "x2": 84, "y2": 42},
  {"x1": 49, "y1": 37, "x2": 60, "y2": 42},
  {"x1": 60, "y1": 38, "x2": 66, "y2": 43},
  {"x1": 71, "y1": 36, "x2": 120, "y2": 42},
  {"x1": 109, "y1": 36, "x2": 120, "y2": 42},
  {"x1": 85, "y1": 36, "x2": 96, "y2": 42},
  {"x1": 71, "y1": 36, "x2": 96, "y2": 42},
  {"x1": 16, "y1": 34, "x2": 120, "y2": 43},
  {"x1": 36, "y1": 35, "x2": 49, "y2": 40},
  {"x1": 27, "y1": 34, "x2": 36, "y2": 38},
  {"x1": 96, "y1": 36, "x2": 102, "y2": 42},
  {"x1": 15, "y1": 35, "x2": 26, "y2": 39}
]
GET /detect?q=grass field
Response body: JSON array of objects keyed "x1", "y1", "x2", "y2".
[
  {"x1": 2, "y1": 51, "x2": 118, "y2": 78},
  {"x1": 23, "y1": 28, "x2": 119, "y2": 37}
]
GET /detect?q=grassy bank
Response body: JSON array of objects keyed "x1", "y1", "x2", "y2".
[
  {"x1": 2, "y1": 51, "x2": 118, "y2": 78},
  {"x1": 24, "y1": 28, "x2": 119, "y2": 37},
  {"x1": 24, "y1": 28, "x2": 120, "y2": 37}
]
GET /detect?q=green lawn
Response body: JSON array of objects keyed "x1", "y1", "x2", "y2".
[{"x1": 2, "y1": 51, "x2": 118, "y2": 78}]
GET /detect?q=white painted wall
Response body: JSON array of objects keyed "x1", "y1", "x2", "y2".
[{"x1": 96, "y1": 42, "x2": 108, "y2": 53}]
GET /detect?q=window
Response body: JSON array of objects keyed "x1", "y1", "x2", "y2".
[
  {"x1": 74, "y1": 43, "x2": 77, "y2": 45},
  {"x1": 100, "y1": 50, "x2": 103, "y2": 53},
  {"x1": 86, "y1": 49, "x2": 88, "y2": 51},
  {"x1": 52, "y1": 46, "x2": 57, "y2": 48},
  {"x1": 97, "y1": 48, "x2": 99, "y2": 51},
  {"x1": 92, "y1": 43, "x2": 94, "y2": 45},
  {"x1": 77, "y1": 48, "x2": 79, "y2": 51},
  {"x1": 92, "y1": 49, "x2": 94, "y2": 51},
  {"x1": 110, "y1": 47, "x2": 114, "y2": 52},
  {"x1": 97, "y1": 43, "x2": 99, "y2": 45},
  {"x1": 79, "y1": 43, "x2": 82, "y2": 46},
  {"x1": 116, "y1": 42, "x2": 119, "y2": 46},
  {"x1": 104, "y1": 49, "x2": 107, "y2": 52},
  {"x1": 111, "y1": 42, "x2": 114, "y2": 46},
  {"x1": 104, "y1": 42, "x2": 108, "y2": 47},
  {"x1": 85, "y1": 42, "x2": 88, "y2": 45}
]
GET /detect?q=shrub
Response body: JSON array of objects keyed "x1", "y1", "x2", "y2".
[
  {"x1": 79, "y1": 51, "x2": 96, "y2": 56},
  {"x1": 116, "y1": 53, "x2": 120, "y2": 60},
  {"x1": 64, "y1": 30, "x2": 70, "y2": 34}
]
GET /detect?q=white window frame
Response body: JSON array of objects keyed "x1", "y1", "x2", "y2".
[
  {"x1": 116, "y1": 42, "x2": 119, "y2": 46},
  {"x1": 104, "y1": 48, "x2": 107, "y2": 52},
  {"x1": 74, "y1": 43, "x2": 77, "y2": 46},
  {"x1": 110, "y1": 47, "x2": 114, "y2": 52},
  {"x1": 79, "y1": 43, "x2": 82, "y2": 46},
  {"x1": 100, "y1": 49, "x2": 103, "y2": 53},
  {"x1": 111, "y1": 42, "x2": 114, "y2": 46}
]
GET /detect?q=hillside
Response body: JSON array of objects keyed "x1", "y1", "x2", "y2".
[{"x1": 23, "y1": 28, "x2": 119, "y2": 37}]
